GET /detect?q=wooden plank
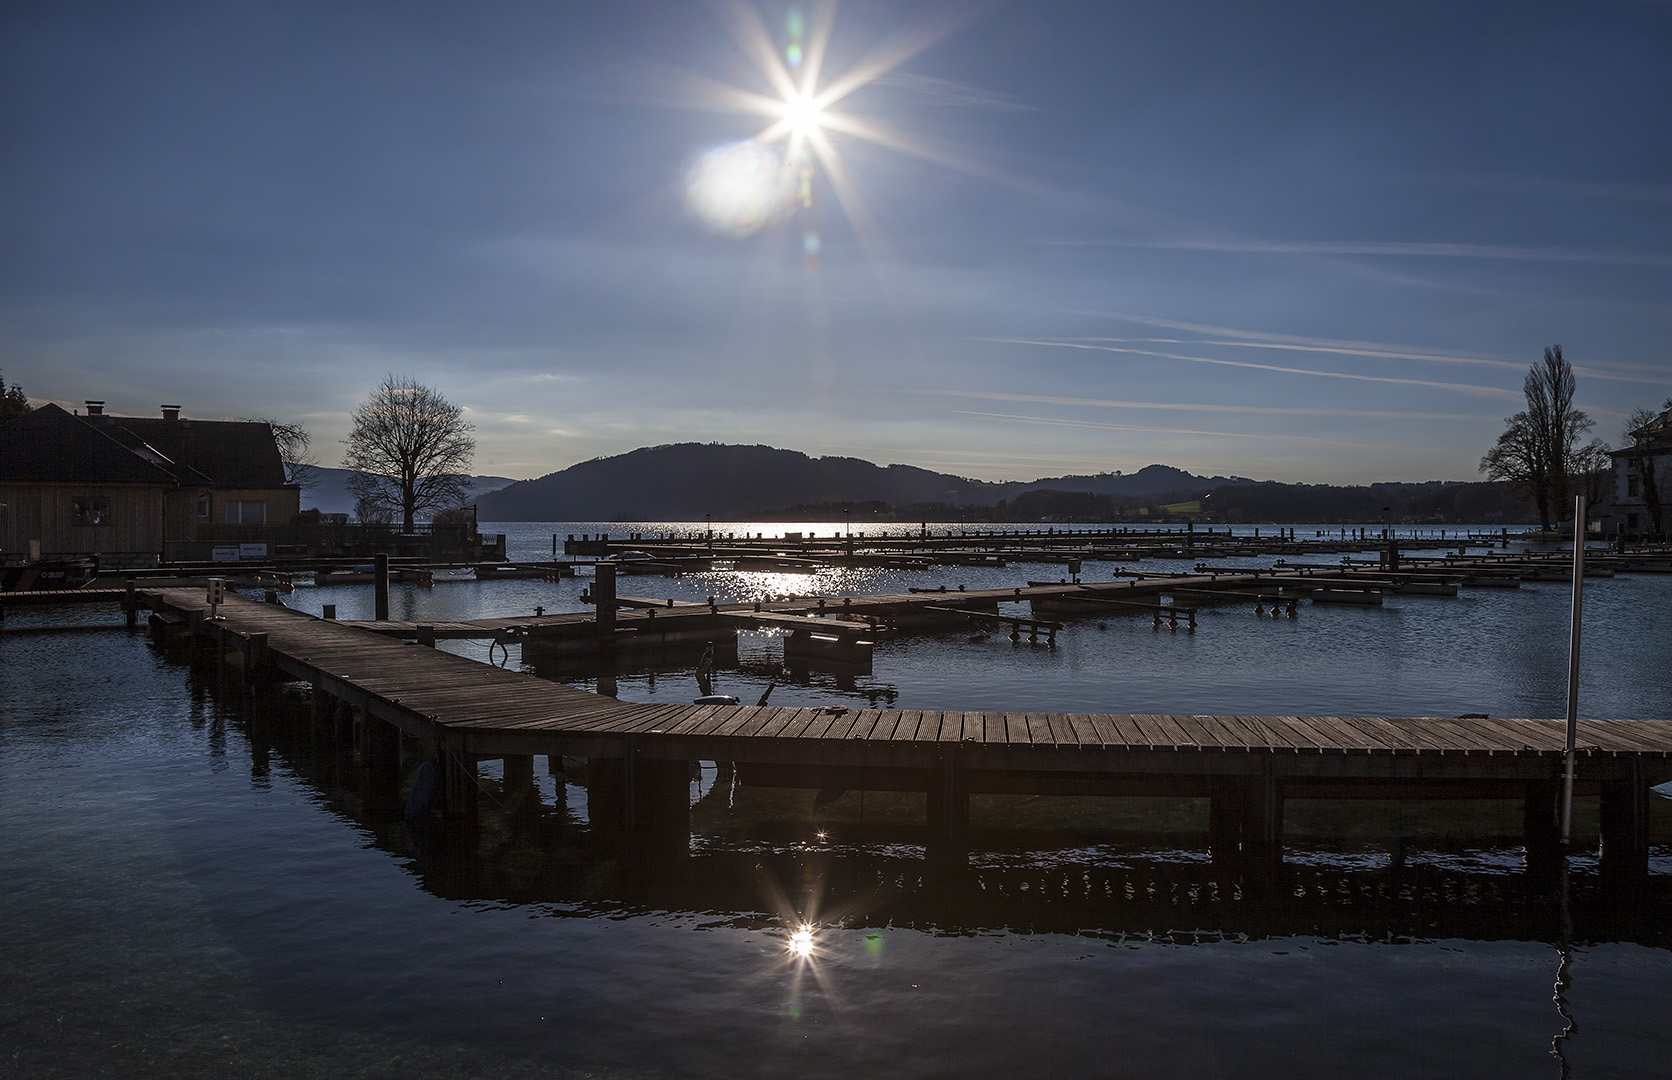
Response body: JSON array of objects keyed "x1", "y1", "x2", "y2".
[
  {"x1": 1064, "y1": 712, "x2": 1105, "y2": 747},
  {"x1": 1044, "y1": 712, "x2": 1081, "y2": 748},
  {"x1": 867, "y1": 710, "x2": 904, "y2": 741},
  {"x1": 891, "y1": 710, "x2": 926, "y2": 741},
  {"x1": 912, "y1": 711, "x2": 945, "y2": 742}
]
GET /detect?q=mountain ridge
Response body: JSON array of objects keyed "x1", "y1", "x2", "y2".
[{"x1": 474, "y1": 443, "x2": 1251, "y2": 521}]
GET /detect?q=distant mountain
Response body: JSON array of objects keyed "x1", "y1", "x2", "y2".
[
  {"x1": 298, "y1": 465, "x2": 518, "y2": 517},
  {"x1": 473, "y1": 443, "x2": 1244, "y2": 521}
]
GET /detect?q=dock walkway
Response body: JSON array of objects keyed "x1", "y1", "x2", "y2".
[{"x1": 141, "y1": 586, "x2": 1671, "y2": 877}]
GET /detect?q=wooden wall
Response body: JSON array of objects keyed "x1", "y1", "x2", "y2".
[{"x1": 0, "y1": 482, "x2": 168, "y2": 559}]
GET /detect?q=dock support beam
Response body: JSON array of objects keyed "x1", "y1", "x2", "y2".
[
  {"x1": 925, "y1": 750, "x2": 970, "y2": 870},
  {"x1": 587, "y1": 751, "x2": 689, "y2": 850},
  {"x1": 441, "y1": 747, "x2": 480, "y2": 823},
  {"x1": 1523, "y1": 778, "x2": 1562, "y2": 881},
  {"x1": 362, "y1": 713, "x2": 401, "y2": 805},
  {"x1": 1209, "y1": 764, "x2": 1283, "y2": 885},
  {"x1": 1600, "y1": 759, "x2": 1650, "y2": 885}
]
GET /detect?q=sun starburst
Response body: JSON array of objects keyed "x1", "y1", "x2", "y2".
[{"x1": 681, "y1": 1, "x2": 966, "y2": 246}]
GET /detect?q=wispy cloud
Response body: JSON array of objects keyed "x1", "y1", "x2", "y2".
[
  {"x1": 1063, "y1": 313, "x2": 1672, "y2": 386},
  {"x1": 973, "y1": 337, "x2": 1523, "y2": 399},
  {"x1": 1048, "y1": 237, "x2": 1672, "y2": 268},
  {"x1": 953, "y1": 410, "x2": 1403, "y2": 450},
  {"x1": 875, "y1": 72, "x2": 1036, "y2": 111},
  {"x1": 918, "y1": 388, "x2": 1495, "y2": 421}
]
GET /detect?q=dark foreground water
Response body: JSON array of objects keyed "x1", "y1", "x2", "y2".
[{"x1": 4, "y1": 523, "x2": 1671, "y2": 1078}]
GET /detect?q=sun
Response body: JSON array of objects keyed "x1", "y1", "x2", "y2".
[
  {"x1": 780, "y1": 91, "x2": 825, "y2": 141},
  {"x1": 678, "y1": 1, "x2": 969, "y2": 241}
]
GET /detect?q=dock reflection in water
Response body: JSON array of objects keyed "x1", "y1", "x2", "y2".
[{"x1": 6, "y1": 623, "x2": 1672, "y2": 1080}]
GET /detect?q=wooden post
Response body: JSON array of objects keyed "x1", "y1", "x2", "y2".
[
  {"x1": 417, "y1": 624, "x2": 435, "y2": 648},
  {"x1": 374, "y1": 553, "x2": 390, "y2": 621},
  {"x1": 630, "y1": 756, "x2": 691, "y2": 851},
  {"x1": 588, "y1": 756, "x2": 628, "y2": 827},
  {"x1": 364, "y1": 716, "x2": 402, "y2": 805},
  {"x1": 125, "y1": 578, "x2": 137, "y2": 628},
  {"x1": 323, "y1": 604, "x2": 336, "y2": 620},
  {"x1": 1600, "y1": 758, "x2": 1649, "y2": 885},
  {"x1": 247, "y1": 632, "x2": 269, "y2": 701},
  {"x1": 1523, "y1": 777, "x2": 1562, "y2": 880},
  {"x1": 925, "y1": 749, "x2": 970, "y2": 869},
  {"x1": 441, "y1": 745, "x2": 480, "y2": 823},
  {"x1": 502, "y1": 753, "x2": 535, "y2": 809}
]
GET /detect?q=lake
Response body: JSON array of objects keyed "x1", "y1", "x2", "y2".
[{"x1": 2, "y1": 521, "x2": 1668, "y2": 1078}]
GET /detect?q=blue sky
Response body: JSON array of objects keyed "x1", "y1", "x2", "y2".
[{"x1": 3, "y1": 0, "x2": 1670, "y2": 484}]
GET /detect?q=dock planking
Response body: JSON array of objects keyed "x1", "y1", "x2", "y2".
[{"x1": 138, "y1": 586, "x2": 1672, "y2": 875}]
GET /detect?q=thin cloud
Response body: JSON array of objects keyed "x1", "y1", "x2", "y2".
[
  {"x1": 974, "y1": 337, "x2": 1523, "y2": 399},
  {"x1": 917, "y1": 388, "x2": 1494, "y2": 421},
  {"x1": 875, "y1": 72, "x2": 1036, "y2": 111},
  {"x1": 1061, "y1": 313, "x2": 1672, "y2": 386},
  {"x1": 952, "y1": 410, "x2": 1401, "y2": 450},
  {"x1": 1048, "y1": 236, "x2": 1672, "y2": 268}
]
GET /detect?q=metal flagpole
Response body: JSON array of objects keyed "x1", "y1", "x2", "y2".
[{"x1": 1560, "y1": 494, "x2": 1586, "y2": 849}]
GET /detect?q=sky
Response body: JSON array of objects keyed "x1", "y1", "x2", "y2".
[{"x1": 3, "y1": 0, "x2": 1671, "y2": 485}]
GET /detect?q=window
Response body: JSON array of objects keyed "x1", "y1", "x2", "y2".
[
  {"x1": 1627, "y1": 475, "x2": 1640, "y2": 497},
  {"x1": 73, "y1": 496, "x2": 112, "y2": 525},
  {"x1": 225, "y1": 500, "x2": 266, "y2": 525},
  {"x1": 198, "y1": 496, "x2": 211, "y2": 519}
]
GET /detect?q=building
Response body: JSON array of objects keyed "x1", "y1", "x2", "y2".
[
  {"x1": 1602, "y1": 406, "x2": 1672, "y2": 538},
  {"x1": 0, "y1": 401, "x2": 299, "y2": 565}
]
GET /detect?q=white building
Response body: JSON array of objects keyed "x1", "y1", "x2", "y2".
[{"x1": 1602, "y1": 406, "x2": 1672, "y2": 537}]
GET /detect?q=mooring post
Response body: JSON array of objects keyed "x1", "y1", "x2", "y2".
[
  {"x1": 323, "y1": 604, "x2": 336, "y2": 621},
  {"x1": 125, "y1": 577, "x2": 137, "y2": 628},
  {"x1": 374, "y1": 553, "x2": 390, "y2": 621},
  {"x1": 417, "y1": 624, "x2": 435, "y2": 648}
]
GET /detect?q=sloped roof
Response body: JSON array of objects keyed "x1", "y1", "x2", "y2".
[
  {"x1": 1628, "y1": 407, "x2": 1672, "y2": 449},
  {"x1": 0, "y1": 404, "x2": 291, "y2": 488},
  {"x1": 0, "y1": 404, "x2": 179, "y2": 484},
  {"x1": 109, "y1": 416, "x2": 288, "y2": 487}
]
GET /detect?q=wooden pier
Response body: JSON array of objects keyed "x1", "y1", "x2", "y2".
[{"x1": 139, "y1": 585, "x2": 1672, "y2": 882}]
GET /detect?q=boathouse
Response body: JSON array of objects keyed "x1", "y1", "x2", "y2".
[{"x1": 0, "y1": 401, "x2": 298, "y2": 565}]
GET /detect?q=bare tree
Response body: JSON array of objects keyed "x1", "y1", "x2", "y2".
[
  {"x1": 1574, "y1": 437, "x2": 1612, "y2": 507},
  {"x1": 240, "y1": 415, "x2": 319, "y2": 491},
  {"x1": 1480, "y1": 345, "x2": 1593, "y2": 531},
  {"x1": 341, "y1": 374, "x2": 475, "y2": 531}
]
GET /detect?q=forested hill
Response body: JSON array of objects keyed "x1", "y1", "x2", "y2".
[{"x1": 473, "y1": 443, "x2": 1242, "y2": 521}]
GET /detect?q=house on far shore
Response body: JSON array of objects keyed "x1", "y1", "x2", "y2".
[
  {"x1": 0, "y1": 401, "x2": 299, "y2": 566},
  {"x1": 1599, "y1": 405, "x2": 1672, "y2": 538}
]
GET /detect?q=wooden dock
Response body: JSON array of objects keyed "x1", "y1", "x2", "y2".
[{"x1": 136, "y1": 585, "x2": 1672, "y2": 879}]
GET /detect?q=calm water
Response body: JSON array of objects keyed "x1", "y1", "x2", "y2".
[{"x1": 3, "y1": 521, "x2": 1670, "y2": 1078}]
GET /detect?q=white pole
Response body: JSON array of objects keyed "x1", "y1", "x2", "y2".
[{"x1": 1560, "y1": 493, "x2": 1586, "y2": 848}]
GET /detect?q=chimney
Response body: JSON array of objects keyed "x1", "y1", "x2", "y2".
[
  {"x1": 85, "y1": 400, "x2": 104, "y2": 416},
  {"x1": 161, "y1": 405, "x2": 181, "y2": 421}
]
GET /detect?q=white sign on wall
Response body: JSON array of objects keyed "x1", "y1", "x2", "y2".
[{"x1": 212, "y1": 545, "x2": 240, "y2": 562}]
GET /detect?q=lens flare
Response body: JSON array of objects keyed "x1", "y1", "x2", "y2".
[
  {"x1": 789, "y1": 924, "x2": 815, "y2": 958},
  {"x1": 684, "y1": 141, "x2": 796, "y2": 237}
]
